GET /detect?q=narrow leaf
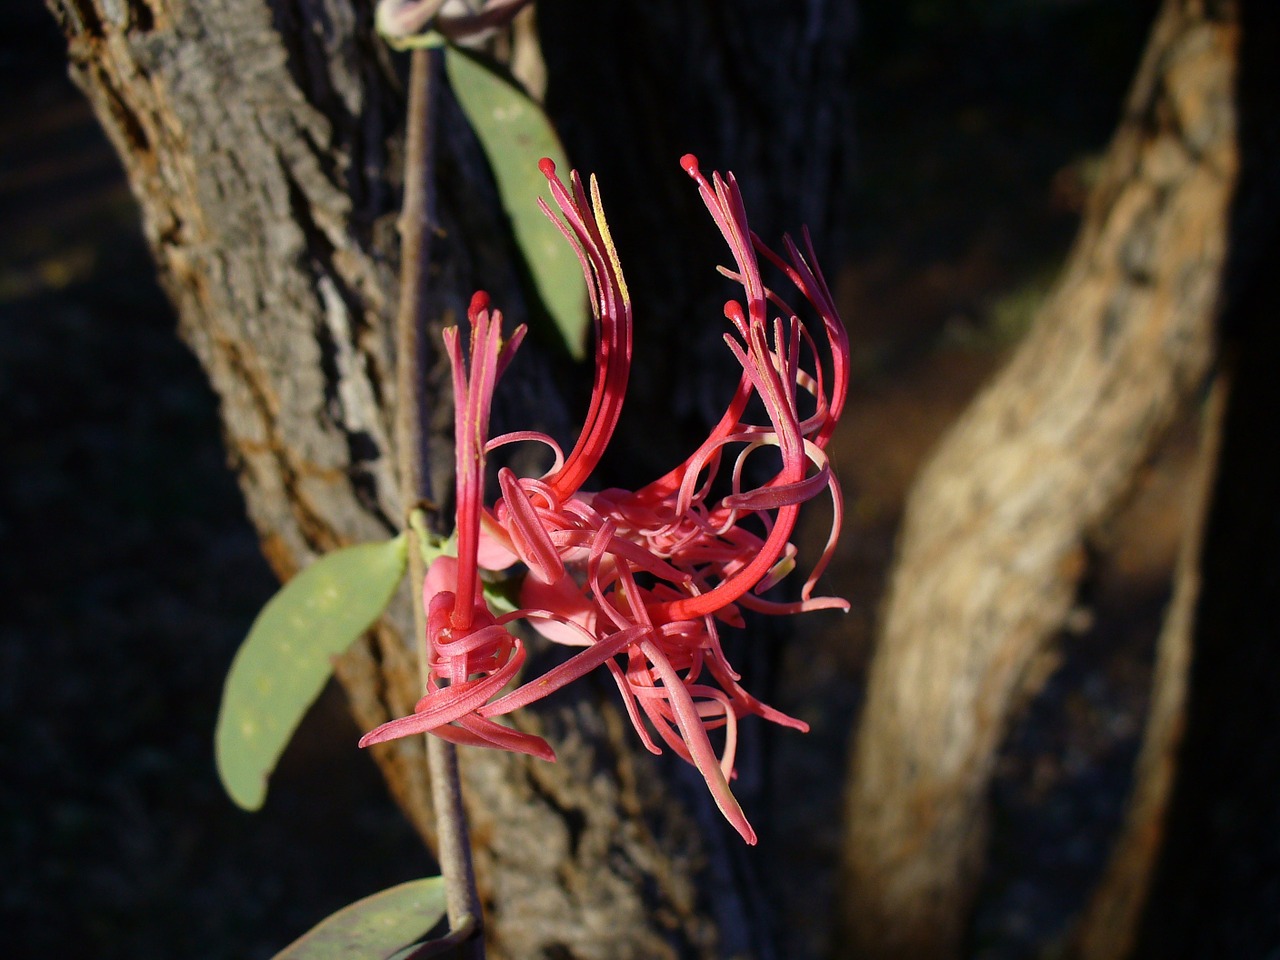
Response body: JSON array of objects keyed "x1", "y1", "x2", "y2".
[
  {"x1": 273, "y1": 877, "x2": 447, "y2": 960},
  {"x1": 216, "y1": 535, "x2": 409, "y2": 810},
  {"x1": 445, "y1": 46, "x2": 589, "y2": 357}
]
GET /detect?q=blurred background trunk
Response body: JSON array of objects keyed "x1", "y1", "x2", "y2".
[
  {"x1": 43, "y1": 1, "x2": 855, "y2": 957},
  {"x1": 841, "y1": 0, "x2": 1246, "y2": 955}
]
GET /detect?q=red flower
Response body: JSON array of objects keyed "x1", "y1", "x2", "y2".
[{"x1": 361, "y1": 156, "x2": 849, "y2": 843}]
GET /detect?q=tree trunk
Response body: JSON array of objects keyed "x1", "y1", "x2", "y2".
[
  {"x1": 840, "y1": 1, "x2": 1238, "y2": 955},
  {"x1": 1067, "y1": 376, "x2": 1225, "y2": 960},
  {"x1": 1129, "y1": 1, "x2": 1280, "y2": 953},
  {"x1": 45, "y1": 1, "x2": 854, "y2": 957}
]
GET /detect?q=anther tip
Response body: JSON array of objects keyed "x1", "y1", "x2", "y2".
[
  {"x1": 538, "y1": 157, "x2": 557, "y2": 179},
  {"x1": 679, "y1": 153, "x2": 701, "y2": 178}
]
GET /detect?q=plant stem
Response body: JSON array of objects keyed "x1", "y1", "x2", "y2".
[
  {"x1": 426, "y1": 728, "x2": 482, "y2": 952},
  {"x1": 394, "y1": 44, "x2": 485, "y2": 958}
]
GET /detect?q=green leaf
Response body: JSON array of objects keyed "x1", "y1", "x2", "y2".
[
  {"x1": 480, "y1": 575, "x2": 521, "y2": 617},
  {"x1": 273, "y1": 877, "x2": 447, "y2": 960},
  {"x1": 445, "y1": 46, "x2": 589, "y2": 358},
  {"x1": 216, "y1": 535, "x2": 409, "y2": 810}
]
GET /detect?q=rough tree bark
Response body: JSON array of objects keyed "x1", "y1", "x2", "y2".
[
  {"x1": 45, "y1": 1, "x2": 854, "y2": 958},
  {"x1": 841, "y1": 1, "x2": 1238, "y2": 955}
]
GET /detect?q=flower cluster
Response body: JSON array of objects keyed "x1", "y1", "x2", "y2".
[{"x1": 361, "y1": 156, "x2": 849, "y2": 843}]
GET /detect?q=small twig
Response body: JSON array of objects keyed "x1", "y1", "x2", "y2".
[
  {"x1": 394, "y1": 44, "x2": 438, "y2": 507},
  {"x1": 394, "y1": 44, "x2": 485, "y2": 958}
]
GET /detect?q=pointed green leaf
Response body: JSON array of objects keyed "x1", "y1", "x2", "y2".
[
  {"x1": 445, "y1": 46, "x2": 589, "y2": 357},
  {"x1": 273, "y1": 877, "x2": 447, "y2": 960},
  {"x1": 216, "y1": 534, "x2": 409, "y2": 810}
]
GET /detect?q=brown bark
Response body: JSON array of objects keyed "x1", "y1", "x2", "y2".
[
  {"x1": 840, "y1": 1, "x2": 1238, "y2": 955},
  {"x1": 1130, "y1": 1, "x2": 1280, "y2": 951},
  {"x1": 1067, "y1": 376, "x2": 1225, "y2": 960},
  {"x1": 46, "y1": 1, "x2": 854, "y2": 958}
]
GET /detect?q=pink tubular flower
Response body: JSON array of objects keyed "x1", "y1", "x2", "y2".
[{"x1": 360, "y1": 156, "x2": 850, "y2": 844}]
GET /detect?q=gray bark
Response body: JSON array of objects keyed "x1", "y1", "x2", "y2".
[{"x1": 46, "y1": 1, "x2": 856, "y2": 957}]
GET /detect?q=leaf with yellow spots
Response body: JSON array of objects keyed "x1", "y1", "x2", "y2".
[
  {"x1": 271, "y1": 877, "x2": 447, "y2": 960},
  {"x1": 215, "y1": 534, "x2": 408, "y2": 810}
]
